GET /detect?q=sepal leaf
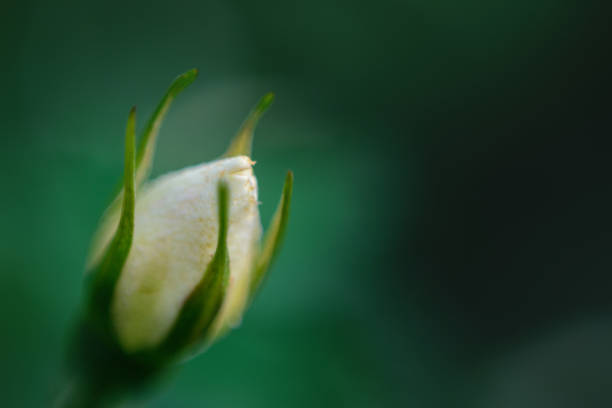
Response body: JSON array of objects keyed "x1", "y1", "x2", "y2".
[
  {"x1": 135, "y1": 68, "x2": 198, "y2": 187},
  {"x1": 88, "y1": 69, "x2": 198, "y2": 271},
  {"x1": 249, "y1": 170, "x2": 293, "y2": 301},
  {"x1": 87, "y1": 107, "x2": 136, "y2": 331},
  {"x1": 224, "y1": 92, "x2": 274, "y2": 158},
  {"x1": 161, "y1": 181, "x2": 231, "y2": 356}
]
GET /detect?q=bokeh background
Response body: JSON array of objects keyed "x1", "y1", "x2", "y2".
[{"x1": 2, "y1": 0, "x2": 612, "y2": 406}]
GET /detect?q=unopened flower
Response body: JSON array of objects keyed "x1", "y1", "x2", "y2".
[{"x1": 84, "y1": 69, "x2": 293, "y2": 362}]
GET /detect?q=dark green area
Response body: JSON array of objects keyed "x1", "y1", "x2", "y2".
[{"x1": 1, "y1": 0, "x2": 611, "y2": 406}]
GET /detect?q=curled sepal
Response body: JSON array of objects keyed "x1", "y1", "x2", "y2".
[
  {"x1": 161, "y1": 181, "x2": 230, "y2": 356},
  {"x1": 248, "y1": 170, "x2": 293, "y2": 302},
  {"x1": 224, "y1": 92, "x2": 274, "y2": 158},
  {"x1": 135, "y1": 68, "x2": 198, "y2": 187},
  {"x1": 87, "y1": 107, "x2": 136, "y2": 331},
  {"x1": 87, "y1": 70, "x2": 197, "y2": 271}
]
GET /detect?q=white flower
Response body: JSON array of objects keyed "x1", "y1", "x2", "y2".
[
  {"x1": 90, "y1": 156, "x2": 261, "y2": 352},
  {"x1": 85, "y1": 70, "x2": 292, "y2": 359}
]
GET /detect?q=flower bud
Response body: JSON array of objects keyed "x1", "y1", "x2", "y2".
[
  {"x1": 85, "y1": 70, "x2": 293, "y2": 361},
  {"x1": 92, "y1": 156, "x2": 260, "y2": 351}
]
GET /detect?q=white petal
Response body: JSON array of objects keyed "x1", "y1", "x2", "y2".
[{"x1": 91, "y1": 156, "x2": 261, "y2": 351}]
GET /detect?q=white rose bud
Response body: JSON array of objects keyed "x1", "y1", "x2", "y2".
[{"x1": 84, "y1": 70, "x2": 293, "y2": 362}]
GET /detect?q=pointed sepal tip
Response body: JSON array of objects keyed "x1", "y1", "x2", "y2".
[
  {"x1": 134, "y1": 68, "x2": 199, "y2": 186},
  {"x1": 224, "y1": 92, "x2": 275, "y2": 158}
]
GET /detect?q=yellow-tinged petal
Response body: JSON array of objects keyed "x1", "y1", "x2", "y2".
[{"x1": 91, "y1": 156, "x2": 260, "y2": 352}]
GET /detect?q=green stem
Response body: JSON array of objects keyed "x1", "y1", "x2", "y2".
[
  {"x1": 55, "y1": 376, "x2": 112, "y2": 408},
  {"x1": 55, "y1": 320, "x2": 162, "y2": 408}
]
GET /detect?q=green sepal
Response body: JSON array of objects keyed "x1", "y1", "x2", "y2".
[
  {"x1": 134, "y1": 68, "x2": 198, "y2": 187},
  {"x1": 86, "y1": 107, "x2": 136, "y2": 332},
  {"x1": 248, "y1": 170, "x2": 293, "y2": 302},
  {"x1": 92, "y1": 69, "x2": 198, "y2": 271},
  {"x1": 161, "y1": 181, "x2": 230, "y2": 356},
  {"x1": 223, "y1": 92, "x2": 274, "y2": 158}
]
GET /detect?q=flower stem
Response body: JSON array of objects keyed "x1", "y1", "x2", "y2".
[
  {"x1": 55, "y1": 320, "x2": 162, "y2": 408},
  {"x1": 54, "y1": 376, "x2": 111, "y2": 408}
]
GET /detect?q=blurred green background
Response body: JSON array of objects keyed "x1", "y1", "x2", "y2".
[{"x1": 1, "y1": 0, "x2": 612, "y2": 406}]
